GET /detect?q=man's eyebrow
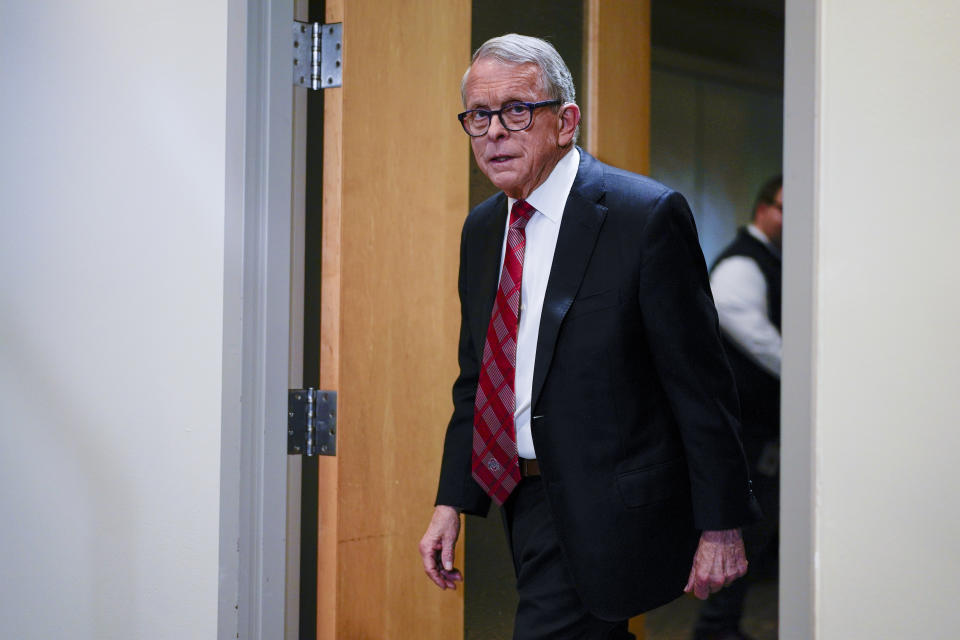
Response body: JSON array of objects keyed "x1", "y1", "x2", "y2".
[{"x1": 468, "y1": 97, "x2": 532, "y2": 110}]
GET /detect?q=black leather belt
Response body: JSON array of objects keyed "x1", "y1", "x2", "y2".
[{"x1": 520, "y1": 458, "x2": 541, "y2": 477}]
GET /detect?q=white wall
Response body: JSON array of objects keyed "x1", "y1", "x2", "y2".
[
  {"x1": 0, "y1": 2, "x2": 230, "y2": 638},
  {"x1": 784, "y1": 0, "x2": 960, "y2": 637}
]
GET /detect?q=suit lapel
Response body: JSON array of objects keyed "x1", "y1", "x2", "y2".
[
  {"x1": 531, "y1": 151, "x2": 607, "y2": 410},
  {"x1": 469, "y1": 193, "x2": 508, "y2": 363}
]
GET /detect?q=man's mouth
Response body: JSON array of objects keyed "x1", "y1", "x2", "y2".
[{"x1": 489, "y1": 155, "x2": 514, "y2": 164}]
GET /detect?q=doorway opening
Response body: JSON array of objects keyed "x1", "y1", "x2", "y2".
[
  {"x1": 462, "y1": 2, "x2": 785, "y2": 639},
  {"x1": 645, "y1": 1, "x2": 784, "y2": 638}
]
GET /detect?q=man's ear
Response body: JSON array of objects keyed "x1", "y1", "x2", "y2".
[{"x1": 557, "y1": 103, "x2": 581, "y2": 146}]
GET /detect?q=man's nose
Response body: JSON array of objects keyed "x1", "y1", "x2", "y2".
[{"x1": 486, "y1": 114, "x2": 508, "y2": 139}]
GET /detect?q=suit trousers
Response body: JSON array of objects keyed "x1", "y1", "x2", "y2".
[{"x1": 502, "y1": 476, "x2": 635, "y2": 640}]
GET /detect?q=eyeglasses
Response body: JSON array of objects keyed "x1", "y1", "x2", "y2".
[{"x1": 458, "y1": 100, "x2": 561, "y2": 137}]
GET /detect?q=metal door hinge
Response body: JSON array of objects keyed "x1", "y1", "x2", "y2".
[
  {"x1": 293, "y1": 21, "x2": 342, "y2": 90},
  {"x1": 288, "y1": 389, "x2": 337, "y2": 456}
]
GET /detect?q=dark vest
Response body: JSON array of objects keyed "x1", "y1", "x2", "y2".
[{"x1": 712, "y1": 228, "x2": 782, "y2": 448}]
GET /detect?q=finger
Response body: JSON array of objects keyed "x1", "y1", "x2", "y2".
[
  {"x1": 433, "y1": 549, "x2": 453, "y2": 587},
  {"x1": 689, "y1": 565, "x2": 710, "y2": 600},
  {"x1": 418, "y1": 540, "x2": 435, "y2": 576},
  {"x1": 441, "y1": 532, "x2": 456, "y2": 572},
  {"x1": 438, "y1": 568, "x2": 461, "y2": 590},
  {"x1": 708, "y1": 575, "x2": 726, "y2": 594},
  {"x1": 694, "y1": 577, "x2": 711, "y2": 600},
  {"x1": 736, "y1": 552, "x2": 749, "y2": 577},
  {"x1": 692, "y1": 552, "x2": 718, "y2": 598},
  {"x1": 424, "y1": 562, "x2": 446, "y2": 589},
  {"x1": 723, "y1": 543, "x2": 748, "y2": 585},
  {"x1": 419, "y1": 538, "x2": 448, "y2": 589},
  {"x1": 438, "y1": 554, "x2": 463, "y2": 589},
  {"x1": 723, "y1": 560, "x2": 747, "y2": 586},
  {"x1": 713, "y1": 541, "x2": 734, "y2": 590},
  {"x1": 418, "y1": 536, "x2": 434, "y2": 570},
  {"x1": 425, "y1": 557, "x2": 447, "y2": 589},
  {"x1": 686, "y1": 550, "x2": 709, "y2": 597},
  {"x1": 438, "y1": 563, "x2": 463, "y2": 588},
  {"x1": 704, "y1": 560, "x2": 728, "y2": 597}
]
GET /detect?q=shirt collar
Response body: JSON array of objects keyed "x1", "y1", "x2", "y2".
[
  {"x1": 507, "y1": 147, "x2": 580, "y2": 224},
  {"x1": 747, "y1": 224, "x2": 781, "y2": 259},
  {"x1": 746, "y1": 224, "x2": 770, "y2": 244}
]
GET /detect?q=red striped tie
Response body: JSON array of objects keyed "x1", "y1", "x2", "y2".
[{"x1": 472, "y1": 199, "x2": 535, "y2": 505}]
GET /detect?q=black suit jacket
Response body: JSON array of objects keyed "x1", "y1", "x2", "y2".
[{"x1": 436, "y1": 149, "x2": 757, "y2": 619}]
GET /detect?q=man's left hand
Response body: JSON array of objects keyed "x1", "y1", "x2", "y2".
[{"x1": 684, "y1": 528, "x2": 748, "y2": 599}]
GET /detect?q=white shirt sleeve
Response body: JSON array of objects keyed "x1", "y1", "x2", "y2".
[{"x1": 710, "y1": 256, "x2": 782, "y2": 378}]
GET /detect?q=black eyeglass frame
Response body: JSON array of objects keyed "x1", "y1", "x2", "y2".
[{"x1": 457, "y1": 99, "x2": 562, "y2": 137}]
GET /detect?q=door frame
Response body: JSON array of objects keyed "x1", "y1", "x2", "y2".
[
  {"x1": 781, "y1": 0, "x2": 817, "y2": 638},
  {"x1": 219, "y1": 1, "x2": 295, "y2": 639},
  {"x1": 214, "y1": 0, "x2": 823, "y2": 638}
]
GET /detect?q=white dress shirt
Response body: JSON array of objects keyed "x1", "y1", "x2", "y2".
[
  {"x1": 500, "y1": 147, "x2": 580, "y2": 460},
  {"x1": 709, "y1": 224, "x2": 782, "y2": 378}
]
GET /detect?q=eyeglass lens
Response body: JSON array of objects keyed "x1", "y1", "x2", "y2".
[{"x1": 464, "y1": 104, "x2": 532, "y2": 135}]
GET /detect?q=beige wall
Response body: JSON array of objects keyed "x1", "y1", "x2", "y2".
[
  {"x1": 0, "y1": 2, "x2": 230, "y2": 637},
  {"x1": 783, "y1": 0, "x2": 960, "y2": 637}
]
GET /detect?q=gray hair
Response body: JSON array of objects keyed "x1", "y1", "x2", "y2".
[{"x1": 460, "y1": 34, "x2": 577, "y2": 107}]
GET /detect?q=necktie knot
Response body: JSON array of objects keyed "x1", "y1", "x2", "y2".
[{"x1": 510, "y1": 200, "x2": 535, "y2": 229}]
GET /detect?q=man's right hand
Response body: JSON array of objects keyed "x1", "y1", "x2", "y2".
[{"x1": 418, "y1": 505, "x2": 463, "y2": 590}]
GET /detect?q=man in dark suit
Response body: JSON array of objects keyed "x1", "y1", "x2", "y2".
[{"x1": 418, "y1": 34, "x2": 758, "y2": 640}]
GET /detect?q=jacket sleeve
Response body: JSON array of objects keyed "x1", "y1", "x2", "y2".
[
  {"x1": 434, "y1": 221, "x2": 492, "y2": 516},
  {"x1": 637, "y1": 190, "x2": 760, "y2": 530}
]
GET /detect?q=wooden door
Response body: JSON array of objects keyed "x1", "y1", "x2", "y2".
[
  {"x1": 584, "y1": 1, "x2": 652, "y2": 636},
  {"x1": 315, "y1": 1, "x2": 471, "y2": 638},
  {"x1": 307, "y1": 1, "x2": 652, "y2": 637}
]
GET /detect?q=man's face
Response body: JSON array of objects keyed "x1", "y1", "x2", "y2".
[
  {"x1": 757, "y1": 187, "x2": 783, "y2": 247},
  {"x1": 463, "y1": 58, "x2": 577, "y2": 200}
]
